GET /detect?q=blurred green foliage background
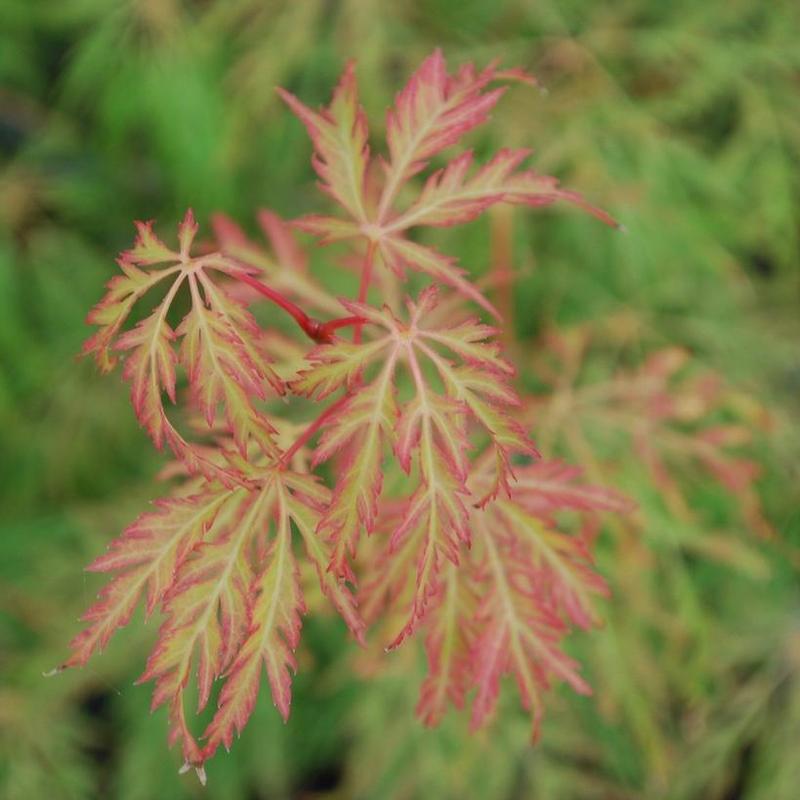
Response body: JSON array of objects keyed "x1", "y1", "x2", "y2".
[{"x1": 1, "y1": 1, "x2": 798, "y2": 798}]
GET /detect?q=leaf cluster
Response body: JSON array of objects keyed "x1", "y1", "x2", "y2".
[{"x1": 64, "y1": 51, "x2": 629, "y2": 778}]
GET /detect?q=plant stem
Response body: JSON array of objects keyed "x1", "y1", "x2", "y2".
[
  {"x1": 281, "y1": 239, "x2": 379, "y2": 466},
  {"x1": 236, "y1": 272, "x2": 363, "y2": 343},
  {"x1": 354, "y1": 240, "x2": 377, "y2": 343},
  {"x1": 320, "y1": 316, "x2": 366, "y2": 337},
  {"x1": 280, "y1": 237, "x2": 380, "y2": 466},
  {"x1": 237, "y1": 272, "x2": 319, "y2": 337},
  {"x1": 280, "y1": 393, "x2": 351, "y2": 467}
]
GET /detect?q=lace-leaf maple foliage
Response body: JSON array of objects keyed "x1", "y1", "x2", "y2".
[{"x1": 61, "y1": 50, "x2": 628, "y2": 781}]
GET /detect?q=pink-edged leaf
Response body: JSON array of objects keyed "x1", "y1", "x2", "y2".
[
  {"x1": 292, "y1": 335, "x2": 391, "y2": 401},
  {"x1": 85, "y1": 213, "x2": 290, "y2": 470},
  {"x1": 179, "y1": 275, "x2": 282, "y2": 456},
  {"x1": 469, "y1": 521, "x2": 591, "y2": 735},
  {"x1": 315, "y1": 373, "x2": 398, "y2": 579},
  {"x1": 511, "y1": 460, "x2": 635, "y2": 518},
  {"x1": 83, "y1": 258, "x2": 179, "y2": 372},
  {"x1": 494, "y1": 499, "x2": 610, "y2": 630},
  {"x1": 378, "y1": 236, "x2": 499, "y2": 319},
  {"x1": 116, "y1": 306, "x2": 179, "y2": 448},
  {"x1": 201, "y1": 489, "x2": 304, "y2": 760},
  {"x1": 388, "y1": 149, "x2": 528, "y2": 229},
  {"x1": 386, "y1": 473, "x2": 470, "y2": 649},
  {"x1": 178, "y1": 209, "x2": 199, "y2": 258},
  {"x1": 278, "y1": 61, "x2": 370, "y2": 223},
  {"x1": 283, "y1": 476, "x2": 366, "y2": 643},
  {"x1": 137, "y1": 485, "x2": 262, "y2": 761},
  {"x1": 416, "y1": 561, "x2": 476, "y2": 725},
  {"x1": 379, "y1": 50, "x2": 508, "y2": 217},
  {"x1": 257, "y1": 209, "x2": 308, "y2": 272},
  {"x1": 388, "y1": 148, "x2": 618, "y2": 231},
  {"x1": 64, "y1": 490, "x2": 229, "y2": 669},
  {"x1": 126, "y1": 220, "x2": 178, "y2": 265},
  {"x1": 292, "y1": 215, "x2": 361, "y2": 244}
]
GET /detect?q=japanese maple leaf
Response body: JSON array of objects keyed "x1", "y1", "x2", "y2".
[
  {"x1": 364, "y1": 455, "x2": 632, "y2": 731},
  {"x1": 84, "y1": 211, "x2": 284, "y2": 483},
  {"x1": 65, "y1": 464, "x2": 364, "y2": 778},
  {"x1": 293, "y1": 286, "x2": 535, "y2": 640},
  {"x1": 280, "y1": 49, "x2": 617, "y2": 316}
]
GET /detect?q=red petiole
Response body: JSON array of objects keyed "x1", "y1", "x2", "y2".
[
  {"x1": 236, "y1": 272, "x2": 365, "y2": 343},
  {"x1": 353, "y1": 240, "x2": 377, "y2": 344},
  {"x1": 280, "y1": 392, "x2": 351, "y2": 467},
  {"x1": 280, "y1": 239, "x2": 377, "y2": 465}
]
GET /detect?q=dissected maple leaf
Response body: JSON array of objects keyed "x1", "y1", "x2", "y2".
[
  {"x1": 364, "y1": 456, "x2": 632, "y2": 731},
  {"x1": 84, "y1": 211, "x2": 285, "y2": 480},
  {"x1": 293, "y1": 286, "x2": 535, "y2": 640},
  {"x1": 64, "y1": 490, "x2": 231, "y2": 670},
  {"x1": 283, "y1": 48, "x2": 617, "y2": 315},
  {"x1": 65, "y1": 464, "x2": 363, "y2": 776}
]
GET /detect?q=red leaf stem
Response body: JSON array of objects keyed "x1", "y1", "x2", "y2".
[
  {"x1": 236, "y1": 272, "x2": 363, "y2": 344},
  {"x1": 280, "y1": 393, "x2": 353, "y2": 466},
  {"x1": 353, "y1": 240, "x2": 377, "y2": 343}
]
